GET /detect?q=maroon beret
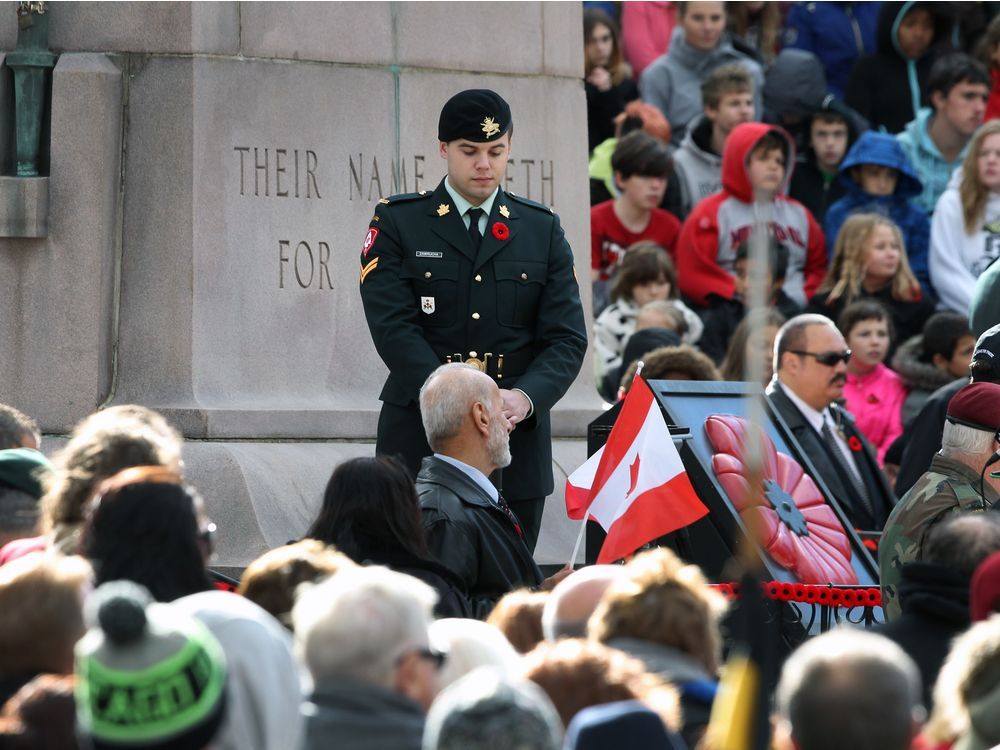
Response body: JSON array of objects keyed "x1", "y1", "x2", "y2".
[
  {"x1": 947, "y1": 381, "x2": 1000, "y2": 433},
  {"x1": 971, "y1": 550, "x2": 1000, "y2": 621}
]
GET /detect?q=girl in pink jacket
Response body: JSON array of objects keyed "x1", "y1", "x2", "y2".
[{"x1": 838, "y1": 299, "x2": 908, "y2": 465}]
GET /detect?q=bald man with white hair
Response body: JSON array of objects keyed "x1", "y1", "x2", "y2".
[{"x1": 416, "y1": 364, "x2": 569, "y2": 619}]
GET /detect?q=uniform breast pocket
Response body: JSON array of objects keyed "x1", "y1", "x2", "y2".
[
  {"x1": 494, "y1": 260, "x2": 547, "y2": 328},
  {"x1": 401, "y1": 259, "x2": 459, "y2": 328}
]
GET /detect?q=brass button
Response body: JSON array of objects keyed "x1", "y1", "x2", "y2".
[
  {"x1": 424, "y1": 271, "x2": 432, "y2": 279},
  {"x1": 475, "y1": 274, "x2": 482, "y2": 282},
  {"x1": 472, "y1": 312, "x2": 480, "y2": 320},
  {"x1": 520, "y1": 272, "x2": 528, "y2": 281}
]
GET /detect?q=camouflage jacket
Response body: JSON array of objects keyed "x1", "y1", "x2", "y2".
[{"x1": 879, "y1": 454, "x2": 999, "y2": 620}]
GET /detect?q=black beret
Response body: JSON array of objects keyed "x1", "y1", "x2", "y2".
[{"x1": 438, "y1": 89, "x2": 512, "y2": 143}]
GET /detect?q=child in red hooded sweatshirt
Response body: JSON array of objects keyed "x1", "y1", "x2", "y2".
[{"x1": 676, "y1": 122, "x2": 827, "y2": 311}]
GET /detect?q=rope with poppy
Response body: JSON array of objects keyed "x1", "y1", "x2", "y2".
[{"x1": 709, "y1": 582, "x2": 881, "y2": 607}]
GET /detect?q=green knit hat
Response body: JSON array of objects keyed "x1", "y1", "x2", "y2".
[{"x1": 75, "y1": 581, "x2": 227, "y2": 749}]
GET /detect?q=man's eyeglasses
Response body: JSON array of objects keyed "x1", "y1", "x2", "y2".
[
  {"x1": 396, "y1": 647, "x2": 447, "y2": 670},
  {"x1": 789, "y1": 349, "x2": 852, "y2": 367}
]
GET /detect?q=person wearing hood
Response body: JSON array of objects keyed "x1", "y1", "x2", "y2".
[
  {"x1": 639, "y1": 1, "x2": 763, "y2": 146},
  {"x1": 789, "y1": 97, "x2": 861, "y2": 228},
  {"x1": 824, "y1": 131, "x2": 932, "y2": 294},
  {"x1": 846, "y1": 2, "x2": 952, "y2": 135},
  {"x1": 676, "y1": 121, "x2": 827, "y2": 309},
  {"x1": 930, "y1": 119, "x2": 1000, "y2": 314},
  {"x1": 898, "y1": 52, "x2": 990, "y2": 216},
  {"x1": 892, "y1": 311, "x2": 974, "y2": 428},
  {"x1": 671, "y1": 63, "x2": 755, "y2": 220}
]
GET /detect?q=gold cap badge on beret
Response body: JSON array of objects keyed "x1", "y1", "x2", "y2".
[
  {"x1": 481, "y1": 116, "x2": 501, "y2": 138},
  {"x1": 439, "y1": 89, "x2": 512, "y2": 143}
]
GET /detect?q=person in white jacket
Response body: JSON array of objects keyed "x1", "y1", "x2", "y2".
[
  {"x1": 929, "y1": 120, "x2": 1000, "y2": 313},
  {"x1": 592, "y1": 242, "x2": 703, "y2": 401}
]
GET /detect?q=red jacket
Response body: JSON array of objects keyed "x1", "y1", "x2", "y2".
[{"x1": 676, "y1": 122, "x2": 827, "y2": 307}]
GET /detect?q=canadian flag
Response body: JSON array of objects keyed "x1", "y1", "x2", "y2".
[{"x1": 566, "y1": 375, "x2": 708, "y2": 563}]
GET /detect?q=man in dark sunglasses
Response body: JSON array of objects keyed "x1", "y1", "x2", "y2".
[{"x1": 767, "y1": 314, "x2": 897, "y2": 532}]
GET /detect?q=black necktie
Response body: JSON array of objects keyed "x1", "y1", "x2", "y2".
[
  {"x1": 820, "y1": 418, "x2": 874, "y2": 524},
  {"x1": 496, "y1": 492, "x2": 523, "y2": 538},
  {"x1": 467, "y1": 207, "x2": 483, "y2": 251}
]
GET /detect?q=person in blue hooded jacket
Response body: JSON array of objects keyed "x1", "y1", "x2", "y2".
[
  {"x1": 845, "y1": 2, "x2": 953, "y2": 135},
  {"x1": 782, "y1": 1, "x2": 881, "y2": 99},
  {"x1": 824, "y1": 131, "x2": 932, "y2": 295}
]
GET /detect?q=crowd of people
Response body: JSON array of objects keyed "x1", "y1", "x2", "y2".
[
  {"x1": 5, "y1": 1, "x2": 1000, "y2": 748},
  {"x1": 586, "y1": 2, "x2": 998, "y2": 463},
  {"x1": 1, "y1": 350, "x2": 1000, "y2": 748}
]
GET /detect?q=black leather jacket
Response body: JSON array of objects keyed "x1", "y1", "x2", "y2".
[{"x1": 416, "y1": 456, "x2": 542, "y2": 619}]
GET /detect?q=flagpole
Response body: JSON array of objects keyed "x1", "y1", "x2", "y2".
[
  {"x1": 567, "y1": 361, "x2": 646, "y2": 568},
  {"x1": 568, "y1": 515, "x2": 587, "y2": 568}
]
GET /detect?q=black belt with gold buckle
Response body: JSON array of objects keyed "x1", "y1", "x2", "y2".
[{"x1": 443, "y1": 348, "x2": 532, "y2": 380}]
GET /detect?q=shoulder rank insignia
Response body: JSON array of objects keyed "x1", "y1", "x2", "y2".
[
  {"x1": 378, "y1": 197, "x2": 390, "y2": 205},
  {"x1": 481, "y1": 116, "x2": 501, "y2": 138},
  {"x1": 437, "y1": 203, "x2": 450, "y2": 217},
  {"x1": 360, "y1": 257, "x2": 379, "y2": 284},
  {"x1": 499, "y1": 204, "x2": 510, "y2": 219}
]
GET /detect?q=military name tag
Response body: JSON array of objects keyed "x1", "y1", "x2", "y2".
[
  {"x1": 416, "y1": 251, "x2": 443, "y2": 258},
  {"x1": 421, "y1": 297, "x2": 435, "y2": 314}
]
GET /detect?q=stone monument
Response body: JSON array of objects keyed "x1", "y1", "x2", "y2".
[{"x1": 0, "y1": 2, "x2": 600, "y2": 571}]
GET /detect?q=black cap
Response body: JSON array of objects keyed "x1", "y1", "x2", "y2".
[
  {"x1": 973, "y1": 323, "x2": 1000, "y2": 381},
  {"x1": 438, "y1": 89, "x2": 512, "y2": 143}
]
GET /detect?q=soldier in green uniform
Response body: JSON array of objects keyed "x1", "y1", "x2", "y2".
[
  {"x1": 358, "y1": 89, "x2": 588, "y2": 551},
  {"x1": 879, "y1": 381, "x2": 1000, "y2": 619}
]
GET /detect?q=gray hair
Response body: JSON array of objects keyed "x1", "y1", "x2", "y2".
[
  {"x1": 773, "y1": 314, "x2": 837, "y2": 373},
  {"x1": 922, "y1": 512, "x2": 1000, "y2": 578},
  {"x1": 776, "y1": 628, "x2": 923, "y2": 750},
  {"x1": 942, "y1": 420, "x2": 996, "y2": 457},
  {"x1": 419, "y1": 364, "x2": 495, "y2": 451},
  {"x1": 423, "y1": 667, "x2": 563, "y2": 750},
  {"x1": 292, "y1": 565, "x2": 437, "y2": 686}
]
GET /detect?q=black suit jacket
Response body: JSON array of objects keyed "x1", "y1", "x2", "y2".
[
  {"x1": 360, "y1": 180, "x2": 588, "y2": 500},
  {"x1": 416, "y1": 456, "x2": 542, "y2": 619},
  {"x1": 767, "y1": 381, "x2": 896, "y2": 530},
  {"x1": 894, "y1": 378, "x2": 967, "y2": 498}
]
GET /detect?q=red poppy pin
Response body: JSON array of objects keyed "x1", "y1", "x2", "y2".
[
  {"x1": 866, "y1": 394, "x2": 880, "y2": 404},
  {"x1": 491, "y1": 222, "x2": 509, "y2": 241},
  {"x1": 848, "y1": 436, "x2": 863, "y2": 452}
]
